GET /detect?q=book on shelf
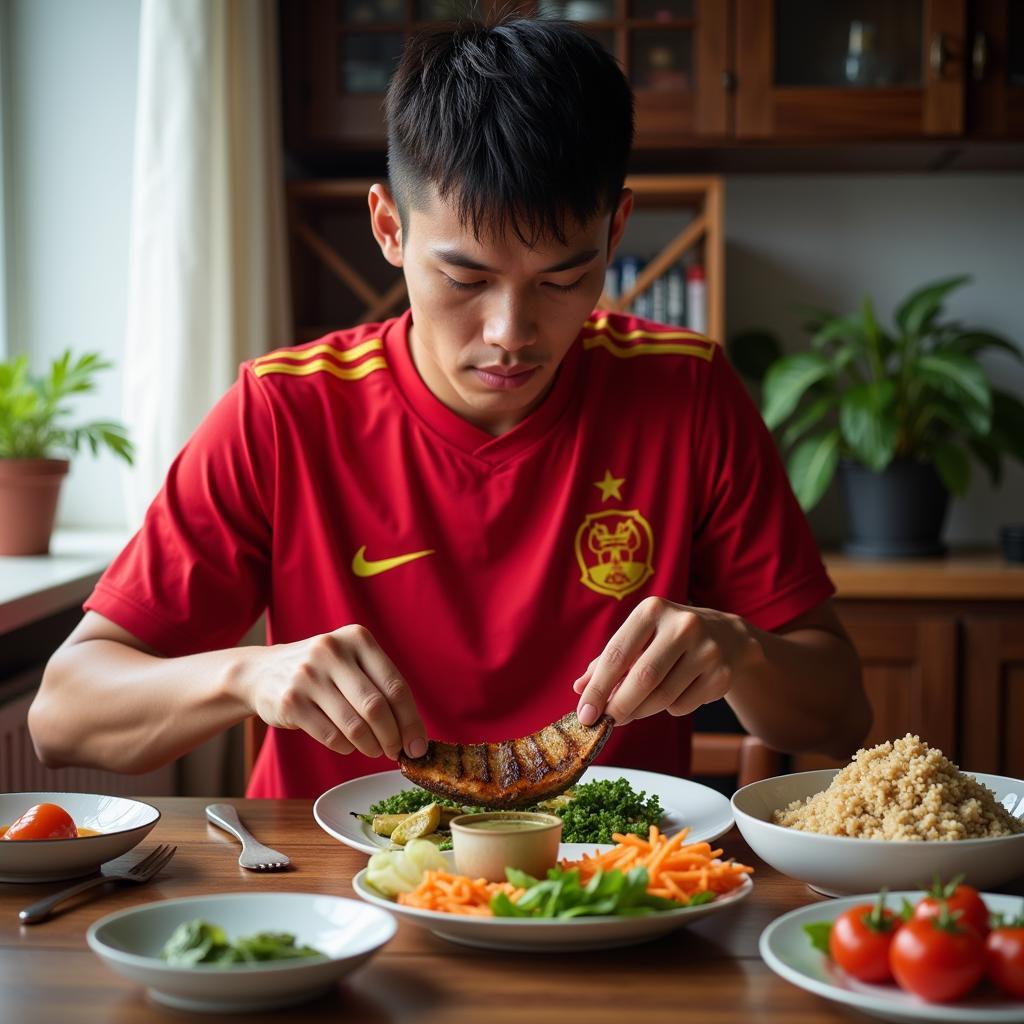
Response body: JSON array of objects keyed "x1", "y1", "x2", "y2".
[{"x1": 603, "y1": 255, "x2": 704, "y2": 332}]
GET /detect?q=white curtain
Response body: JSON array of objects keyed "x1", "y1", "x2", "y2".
[
  {"x1": 123, "y1": 0, "x2": 291, "y2": 795},
  {"x1": 123, "y1": 0, "x2": 291, "y2": 524}
]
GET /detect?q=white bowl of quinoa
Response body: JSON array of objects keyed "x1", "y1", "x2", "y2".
[{"x1": 732, "y1": 735, "x2": 1024, "y2": 896}]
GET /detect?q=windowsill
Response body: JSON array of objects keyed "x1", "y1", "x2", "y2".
[{"x1": 0, "y1": 528, "x2": 129, "y2": 635}]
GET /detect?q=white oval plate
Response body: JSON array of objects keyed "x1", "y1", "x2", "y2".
[
  {"x1": 314, "y1": 765, "x2": 733, "y2": 855},
  {"x1": 0, "y1": 792, "x2": 160, "y2": 883},
  {"x1": 354, "y1": 848, "x2": 752, "y2": 952},
  {"x1": 760, "y1": 890, "x2": 1024, "y2": 1023},
  {"x1": 87, "y1": 892, "x2": 397, "y2": 1013}
]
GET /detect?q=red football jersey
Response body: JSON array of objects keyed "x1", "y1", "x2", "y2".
[{"x1": 85, "y1": 309, "x2": 833, "y2": 798}]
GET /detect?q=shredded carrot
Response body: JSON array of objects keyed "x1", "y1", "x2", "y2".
[
  {"x1": 558, "y1": 825, "x2": 753, "y2": 906},
  {"x1": 397, "y1": 870, "x2": 524, "y2": 917}
]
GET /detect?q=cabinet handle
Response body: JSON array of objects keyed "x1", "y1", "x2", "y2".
[
  {"x1": 972, "y1": 30, "x2": 988, "y2": 82},
  {"x1": 929, "y1": 33, "x2": 947, "y2": 80},
  {"x1": 721, "y1": 70, "x2": 736, "y2": 92}
]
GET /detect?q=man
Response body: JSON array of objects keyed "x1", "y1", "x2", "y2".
[{"x1": 30, "y1": 19, "x2": 869, "y2": 797}]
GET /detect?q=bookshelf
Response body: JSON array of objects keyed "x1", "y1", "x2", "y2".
[{"x1": 286, "y1": 174, "x2": 724, "y2": 343}]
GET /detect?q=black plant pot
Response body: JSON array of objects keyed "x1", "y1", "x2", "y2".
[{"x1": 838, "y1": 459, "x2": 951, "y2": 559}]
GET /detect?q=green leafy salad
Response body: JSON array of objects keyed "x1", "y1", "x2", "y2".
[
  {"x1": 161, "y1": 919, "x2": 324, "y2": 967},
  {"x1": 493, "y1": 864, "x2": 704, "y2": 919},
  {"x1": 358, "y1": 777, "x2": 664, "y2": 847}
]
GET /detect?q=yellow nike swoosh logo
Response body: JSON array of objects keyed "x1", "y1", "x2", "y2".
[{"x1": 351, "y1": 545, "x2": 435, "y2": 578}]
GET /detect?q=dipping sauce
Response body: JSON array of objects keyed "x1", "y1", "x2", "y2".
[{"x1": 457, "y1": 818, "x2": 550, "y2": 832}]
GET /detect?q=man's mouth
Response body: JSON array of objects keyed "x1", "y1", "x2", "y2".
[{"x1": 471, "y1": 364, "x2": 541, "y2": 391}]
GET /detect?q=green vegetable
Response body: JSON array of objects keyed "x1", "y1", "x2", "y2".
[
  {"x1": 552, "y1": 778, "x2": 664, "y2": 844},
  {"x1": 491, "y1": 865, "x2": 682, "y2": 919},
  {"x1": 803, "y1": 921, "x2": 833, "y2": 955},
  {"x1": 161, "y1": 920, "x2": 323, "y2": 966}
]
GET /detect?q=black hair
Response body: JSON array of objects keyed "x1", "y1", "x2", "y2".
[{"x1": 384, "y1": 18, "x2": 635, "y2": 246}]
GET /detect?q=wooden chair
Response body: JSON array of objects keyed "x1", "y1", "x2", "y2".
[{"x1": 691, "y1": 732, "x2": 782, "y2": 789}]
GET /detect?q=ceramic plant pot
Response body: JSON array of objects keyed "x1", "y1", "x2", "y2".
[
  {"x1": 838, "y1": 458, "x2": 950, "y2": 559},
  {"x1": 0, "y1": 458, "x2": 70, "y2": 555}
]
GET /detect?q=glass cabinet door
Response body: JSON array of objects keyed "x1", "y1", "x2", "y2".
[
  {"x1": 969, "y1": 0, "x2": 1024, "y2": 138},
  {"x1": 736, "y1": 0, "x2": 967, "y2": 139}
]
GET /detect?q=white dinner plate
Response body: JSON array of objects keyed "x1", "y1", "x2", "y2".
[
  {"x1": 353, "y1": 847, "x2": 753, "y2": 951},
  {"x1": 760, "y1": 890, "x2": 1024, "y2": 1023},
  {"x1": 87, "y1": 892, "x2": 396, "y2": 1013},
  {"x1": 313, "y1": 764, "x2": 733, "y2": 856}
]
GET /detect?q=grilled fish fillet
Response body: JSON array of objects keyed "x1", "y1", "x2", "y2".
[{"x1": 398, "y1": 711, "x2": 614, "y2": 809}]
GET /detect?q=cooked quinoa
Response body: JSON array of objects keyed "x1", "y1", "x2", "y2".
[{"x1": 773, "y1": 734, "x2": 1024, "y2": 841}]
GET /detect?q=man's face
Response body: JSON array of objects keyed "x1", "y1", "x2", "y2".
[{"x1": 370, "y1": 184, "x2": 632, "y2": 435}]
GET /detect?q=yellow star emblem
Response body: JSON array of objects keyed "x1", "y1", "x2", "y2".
[{"x1": 593, "y1": 469, "x2": 625, "y2": 502}]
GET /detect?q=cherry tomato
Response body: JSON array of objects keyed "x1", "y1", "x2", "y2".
[
  {"x1": 987, "y1": 924, "x2": 1024, "y2": 999},
  {"x1": 829, "y1": 893, "x2": 901, "y2": 983},
  {"x1": 890, "y1": 913, "x2": 986, "y2": 1003},
  {"x1": 1, "y1": 803, "x2": 78, "y2": 841},
  {"x1": 914, "y1": 876, "x2": 991, "y2": 938}
]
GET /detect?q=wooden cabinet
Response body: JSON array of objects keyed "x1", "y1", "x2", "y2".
[
  {"x1": 968, "y1": 0, "x2": 1024, "y2": 137},
  {"x1": 791, "y1": 554, "x2": 1024, "y2": 776},
  {"x1": 282, "y1": 0, "x2": 731, "y2": 152},
  {"x1": 736, "y1": 0, "x2": 967, "y2": 139},
  {"x1": 281, "y1": 0, "x2": 1024, "y2": 155}
]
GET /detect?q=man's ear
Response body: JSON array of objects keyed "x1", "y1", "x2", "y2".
[
  {"x1": 606, "y1": 188, "x2": 634, "y2": 261},
  {"x1": 368, "y1": 184, "x2": 404, "y2": 268}
]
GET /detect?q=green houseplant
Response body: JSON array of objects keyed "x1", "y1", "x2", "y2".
[
  {"x1": 0, "y1": 351, "x2": 133, "y2": 555},
  {"x1": 731, "y1": 276, "x2": 1024, "y2": 558}
]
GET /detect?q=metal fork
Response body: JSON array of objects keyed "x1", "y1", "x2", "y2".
[
  {"x1": 205, "y1": 803, "x2": 291, "y2": 871},
  {"x1": 19, "y1": 844, "x2": 176, "y2": 925}
]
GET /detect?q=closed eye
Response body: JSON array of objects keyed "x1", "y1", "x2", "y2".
[
  {"x1": 443, "y1": 275, "x2": 485, "y2": 292},
  {"x1": 544, "y1": 276, "x2": 586, "y2": 293}
]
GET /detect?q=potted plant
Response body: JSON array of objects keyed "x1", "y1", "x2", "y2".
[
  {"x1": 729, "y1": 276, "x2": 1024, "y2": 558},
  {"x1": 0, "y1": 351, "x2": 133, "y2": 555}
]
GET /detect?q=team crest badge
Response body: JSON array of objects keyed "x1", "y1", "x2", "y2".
[{"x1": 574, "y1": 509, "x2": 655, "y2": 600}]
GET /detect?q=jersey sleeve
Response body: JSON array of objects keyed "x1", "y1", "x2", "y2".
[
  {"x1": 687, "y1": 347, "x2": 835, "y2": 631},
  {"x1": 84, "y1": 366, "x2": 274, "y2": 656}
]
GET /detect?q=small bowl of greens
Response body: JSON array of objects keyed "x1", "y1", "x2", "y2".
[{"x1": 86, "y1": 892, "x2": 396, "y2": 1013}]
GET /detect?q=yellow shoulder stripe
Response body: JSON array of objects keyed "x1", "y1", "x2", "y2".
[
  {"x1": 254, "y1": 337, "x2": 384, "y2": 367},
  {"x1": 253, "y1": 355, "x2": 388, "y2": 381},
  {"x1": 583, "y1": 334, "x2": 715, "y2": 362},
  {"x1": 584, "y1": 317, "x2": 712, "y2": 345}
]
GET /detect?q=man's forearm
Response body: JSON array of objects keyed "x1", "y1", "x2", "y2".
[
  {"x1": 725, "y1": 624, "x2": 870, "y2": 760},
  {"x1": 30, "y1": 640, "x2": 253, "y2": 774}
]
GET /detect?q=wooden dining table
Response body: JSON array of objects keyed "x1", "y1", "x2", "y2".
[{"x1": 1, "y1": 797, "x2": 1016, "y2": 1024}]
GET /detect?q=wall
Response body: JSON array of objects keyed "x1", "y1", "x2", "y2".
[
  {"x1": 6, "y1": 0, "x2": 140, "y2": 528},
  {"x1": 725, "y1": 174, "x2": 1024, "y2": 547}
]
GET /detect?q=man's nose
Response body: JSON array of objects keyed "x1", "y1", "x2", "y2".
[{"x1": 481, "y1": 291, "x2": 538, "y2": 353}]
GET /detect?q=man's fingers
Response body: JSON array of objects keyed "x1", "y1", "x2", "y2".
[
  {"x1": 604, "y1": 632, "x2": 691, "y2": 723},
  {"x1": 576, "y1": 610, "x2": 655, "y2": 725},
  {"x1": 352, "y1": 638, "x2": 426, "y2": 760},
  {"x1": 293, "y1": 702, "x2": 357, "y2": 756},
  {"x1": 571, "y1": 660, "x2": 597, "y2": 695}
]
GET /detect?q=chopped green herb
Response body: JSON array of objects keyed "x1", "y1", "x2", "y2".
[{"x1": 551, "y1": 778, "x2": 664, "y2": 844}]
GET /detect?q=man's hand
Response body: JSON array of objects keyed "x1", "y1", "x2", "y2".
[
  {"x1": 244, "y1": 625, "x2": 427, "y2": 761},
  {"x1": 573, "y1": 596, "x2": 760, "y2": 727}
]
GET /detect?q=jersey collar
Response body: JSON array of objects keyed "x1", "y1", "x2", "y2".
[{"x1": 383, "y1": 308, "x2": 583, "y2": 465}]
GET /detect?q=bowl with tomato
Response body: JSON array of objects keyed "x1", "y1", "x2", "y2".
[
  {"x1": 733, "y1": 769, "x2": 1024, "y2": 897},
  {"x1": 761, "y1": 884, "x2": 1024, "y2": 1020},
  {"x1": 0, "y1": 791, "x2": 160, "y2": 882}
]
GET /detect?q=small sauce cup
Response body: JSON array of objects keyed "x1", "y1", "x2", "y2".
[{"x1": 449, "y1": 812, "x2": 563, "y2": 883}]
